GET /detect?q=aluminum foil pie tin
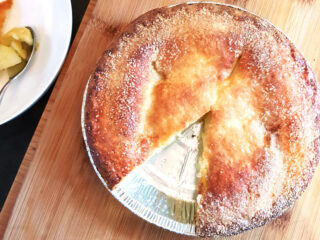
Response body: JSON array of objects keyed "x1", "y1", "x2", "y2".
[{"x1": 81, "y1": 2, "x2": 303, "y2": 236}]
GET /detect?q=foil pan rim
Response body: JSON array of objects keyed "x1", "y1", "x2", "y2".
[{"x1": 112, "y1": 186, "x2": 196, "y2": 236}]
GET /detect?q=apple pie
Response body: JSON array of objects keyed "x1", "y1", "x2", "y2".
[{"x1": 84, "y1": 3, "x2": 320, "y2": 237}]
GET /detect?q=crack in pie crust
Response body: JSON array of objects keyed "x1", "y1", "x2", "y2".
[{"x1": 84, "y1": 3, "x2": 320, "y2": 237}]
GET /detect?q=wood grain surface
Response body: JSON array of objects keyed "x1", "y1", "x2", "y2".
[{"x1": 1, "y1": 0, "x2": 320, "y2": 239}]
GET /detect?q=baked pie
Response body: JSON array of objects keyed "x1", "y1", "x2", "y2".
[{"x1": 84, "y1": 3, "x2": 320, "y2": 237}]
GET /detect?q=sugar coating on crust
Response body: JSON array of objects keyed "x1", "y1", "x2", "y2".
[{"x1": 84, "y1": 3, "x2": 320, "y2": 237}]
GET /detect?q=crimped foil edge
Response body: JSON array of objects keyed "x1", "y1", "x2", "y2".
[{"x1": 112, "y1": 185, "x2": 196, "y2": 235}]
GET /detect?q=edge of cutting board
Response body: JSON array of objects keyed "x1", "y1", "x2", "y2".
[{"x1": 0, "y1": 0, "x2": 97, "y2": 237}]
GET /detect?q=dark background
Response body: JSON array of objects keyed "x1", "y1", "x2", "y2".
[{"x1": 0, "y1": 0, "x2": 90, "y2": 210}]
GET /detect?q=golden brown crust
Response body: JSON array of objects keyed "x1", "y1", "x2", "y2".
[
  {"x1": 84, "y1": 3, "x2": 320, "y2": 237},
  {"x1": 197, "y1": 44, "x2": 320, "y2": 236}
]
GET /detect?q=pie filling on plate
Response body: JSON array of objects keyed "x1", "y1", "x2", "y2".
[{"x1": 84, "y1": 3, "x2": 320, "y2": 237}]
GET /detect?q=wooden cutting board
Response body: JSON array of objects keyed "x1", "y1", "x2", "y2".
[{"x1": 1, "y1": 0, "x2": 320, "y2": 239}]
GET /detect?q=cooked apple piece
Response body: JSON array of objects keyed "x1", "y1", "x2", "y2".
[
  {"x1": 0, "y1": 44, "x2": 22, "y2": 70},
  {"x1": 10, "y1": 39, "x2": 27, "y2": 59},
  {"x1": 5, "y1": 27, "x2": 33, "y2": 46},
  {"x1": 0, "y1": 34, "x2": 14, "y2": 46}
]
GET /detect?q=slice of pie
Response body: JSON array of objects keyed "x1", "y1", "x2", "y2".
[{"x1": 84, "y1": 3, "x2": 320, "y2": 237}]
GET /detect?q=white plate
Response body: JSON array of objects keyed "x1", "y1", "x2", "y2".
[{"x1": 0, "y1": 0, "x2": 72, "y2": 124}]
